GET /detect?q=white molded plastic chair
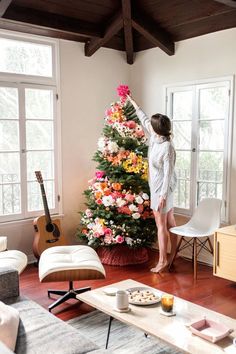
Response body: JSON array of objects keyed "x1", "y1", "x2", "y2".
[{"x1": 169, "y1": 198, "x2": 222, "y2": 280}]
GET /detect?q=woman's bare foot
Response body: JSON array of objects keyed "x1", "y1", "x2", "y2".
[{"x1": 150, "y1": 260, "x2": 168, "y2": 273}]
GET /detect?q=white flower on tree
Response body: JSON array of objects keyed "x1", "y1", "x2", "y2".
[
  {"x1": 97, "y1": 137, "x2": 106, "y2": 152},
  {"x1": 102, "y1": 195, "x2": 115, "y2": 206},
  {"x1": 135, "y1": 196, "x2": 143, "y2": 204},
  {"x1": 129, "y1": 204, "x2": 139, "y2": 212},
  {"x1": 132, "y1": 212, "x2": 141, "y2": 219},
  {"x1": 87, "y1": 222, "x2": 95, "y2": 229},
  {"x1": 125, "y1": 237, "x2": 133, "y2": 246},
  {"x1": 116, "y1": 197, "x2": 126, "y2": 207},
  {"x1": 107, "y1": 140, "x2": 119, "y2": 153},
  {"x1": 142, "y1": 193, "x2": 149, "y2": 200}
]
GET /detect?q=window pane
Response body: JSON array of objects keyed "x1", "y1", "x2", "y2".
[
  {"x1": 199, "y1": 168, "x2": 223, "y2": 183},
  {"x1": 176, "y1": 151, "x2": 191, "y2": 178},
  {"x1": 28, "y1": 180, "x2": 54, "y2": 212},
  {"x1": 26, "y1": 121, "x2": 53, "y2": 150},
  {"x1": 198, "y1": 151, "x2": 223, "y2": 176},
  {"x1": 0, "y1": 153, "x2": 21, "y2": 216},
  {"x1": 25, "y1": 89, "x2": 53, "y2": 119},
  {"x1": 174, "y1": 151, "x2": 191, "y2": 209},
  {"x1": 174, "y1": 180, "x2": 190, "y2": 209},
  {"x1": 0, "y1": 38, "x2": 52, "y2": 77},
  {"x1": 27, "y1": 151, "x2": 54, "y2": 181},
  {"x1": 200, "y1": 86, "x2": 228, "y2": 120},
  {"x1": 0, "y1": 121, "x2": 19, "y2": 151},
  {"x1": 197, "y1": 181, "x2": 222, "y2": 203},
  {"x1": 173, "y1": 121, "x2": 191, "y2": 149},
  {"x1": 0, "y1": 152, "x2": 20, "y2": 180},
  {"x1": 0, "y1": 87, "x2": 18, "y2": 119},
  {"x1": 172, "y1": 91, "x2": 192, "y2": 120},
  {"x1": 0, "y1": 183, "x2": 21, "y2": 215},
  {"x1": 199, "y1": 120, "x2": 224, "y2": 150},
  {"x1": 198, "y1": 151, "x2": 223, "y2": 202}
]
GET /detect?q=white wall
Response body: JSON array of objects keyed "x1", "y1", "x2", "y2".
[
  {"x1": 130, "y1": 28, "x2": 236, "y2": 264},
  {"x1": 1, "y1": 41, "x2": 130, "y2": 261}
]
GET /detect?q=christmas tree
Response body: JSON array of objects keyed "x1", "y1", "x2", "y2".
[{"x1": 77, "y1": 85, "x2": 156, "y2": 257}]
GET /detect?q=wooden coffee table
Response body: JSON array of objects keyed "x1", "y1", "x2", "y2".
[{"x1": 77, "y1": 279, "x2": 236, "y2": 354}]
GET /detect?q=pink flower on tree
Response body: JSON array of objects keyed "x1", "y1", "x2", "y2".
[
  {"x1": 115, "y1": 235, "x2": 124, "y2": 243},
  {"x1": 104, "y1": 234, "x2": 113, "y2": 244},
  {"x1": 104, "y1": 228, "x2": 112, "y2": 236},
  {"x1": 125, "y1": 194, "x2": 135, "y2": 202},
  {"x1": 105, "y1": 108, "x2": 113, "y2": 116},
  {"x1": 135, "y1": 128, "x2": 145, "y2": 138},
  {"x1": 94, "y1": 232, "x2": 101, "y2": 238},
  {"x1": 125, "y1": 120, "x2": 136, "y2": 129},
  {"x1": 85, "y1": 209, "x2": 93, "y2": 217},
  {"x1": 95, "y1": 170, "x2": 105, "y2": 179},
  {"x1": 117, "y1": 85, "x2": 130, "y2": 103}
]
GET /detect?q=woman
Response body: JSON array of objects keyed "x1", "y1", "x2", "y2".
[{"x1": 127, "y1": 95, "x2": 177, "y2": 273}]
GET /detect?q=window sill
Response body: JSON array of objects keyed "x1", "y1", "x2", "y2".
[{"x1": 0, "y1": 214, "x2": 64, "y2": 227}]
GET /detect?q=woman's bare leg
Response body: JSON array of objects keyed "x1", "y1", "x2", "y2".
[
  {"x1": 167, "y1": 208, "x2": 177, "y2": 264},
  {"x1": 150, "y1": 210, "x2": 169, "y2": 273}
]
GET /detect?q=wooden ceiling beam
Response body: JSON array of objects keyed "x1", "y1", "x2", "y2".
[
  {"x1": 85, "y1": 12, "x2": 123, "y2": 57},
  {"x1": 3, "y1": 5, "x2": 102, "y2": 38},
  {"x1": 0, "y1": 0, "x2": 12, "y2": 17},
  {"x1": 169, "y1": 8, "x2": 236, "y2": 41},
  {"x1": 213, "y1": 0, "x2": 236, "y2": 8},
  {"x1": 122, "y1": 0, "x2": 134, "y2": 65},
  {"x1": 0, "y1": 18, "x2": 92, "y2": 42},
  {"x1": 132, "y1": 13, "x2": 174, "y2": 56}
]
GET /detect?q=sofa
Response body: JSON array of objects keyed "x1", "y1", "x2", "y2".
[{"x1": 0, "y1": 268, "x2": 109, "y2": 354}]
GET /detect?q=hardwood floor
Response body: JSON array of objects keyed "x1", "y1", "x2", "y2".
[{"x1": 20, "y1": 249, "x2": 236, "y2": 322}]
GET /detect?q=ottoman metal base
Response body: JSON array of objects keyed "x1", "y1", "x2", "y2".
[{"x1": 48, "y1": 281, "x2": 91, "y2": 312}]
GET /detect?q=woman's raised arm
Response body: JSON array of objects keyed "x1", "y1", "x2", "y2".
[{"x1": 127, "y1": 95, "x2": 153, "y2": 136}]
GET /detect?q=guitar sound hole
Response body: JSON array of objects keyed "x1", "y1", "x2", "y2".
[
  {"x1": 46, "y1": 223, "x2": 54, "y2": 233},
  {"x1": 46, "y1": 222, "x2": 61, "y2": 238}
]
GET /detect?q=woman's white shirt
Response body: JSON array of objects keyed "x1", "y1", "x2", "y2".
[{"x1": 136, "y1": 108, "x2": 177, "y2": 200}]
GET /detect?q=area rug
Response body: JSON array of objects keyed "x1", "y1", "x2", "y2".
[{"x1": 67, "y1": 310, "x2": 183, "y2": 353}]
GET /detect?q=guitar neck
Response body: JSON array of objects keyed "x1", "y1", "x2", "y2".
[{"x1": 40, "y1": 184, "x2": 52, "y2": 225}]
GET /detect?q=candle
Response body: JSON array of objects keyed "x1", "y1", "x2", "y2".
[{"x1": 161, "y1": 294, "x2": 174, "y2": 312}]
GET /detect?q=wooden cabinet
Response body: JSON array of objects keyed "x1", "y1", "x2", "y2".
[{"x1": 214, "y1": 225, "x2": 236, "y2": 282}]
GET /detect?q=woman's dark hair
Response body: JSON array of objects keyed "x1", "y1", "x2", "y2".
[{"x1": 151, "y1": 113, "x2": 172, "y2": 140}]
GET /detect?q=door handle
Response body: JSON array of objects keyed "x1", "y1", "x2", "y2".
[{"x1": 216, "y1": 241, "x2": 220, "y2": 267}]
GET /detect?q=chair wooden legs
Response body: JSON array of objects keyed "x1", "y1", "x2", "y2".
[
  {"x1": 207, "y1": 237, "x2": 214, "y2": 254},
  {"x1": 169, "y1": 236, "x2": 213, "y2": 280}
]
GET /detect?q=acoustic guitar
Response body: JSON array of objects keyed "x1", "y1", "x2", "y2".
[{"x1": 33, "y1": 171, "x2": 67, "y2": 259}]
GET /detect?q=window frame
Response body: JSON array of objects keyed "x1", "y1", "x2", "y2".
[
  {"x1": 0, "y1": 31, "x2": 57, "y2": 85},
  {"x1": 165, "y1": 76, "x2": 234, "y2": 222},
  {"x1": 0, "y1": 30, "x2": 62, "y2": 224}
]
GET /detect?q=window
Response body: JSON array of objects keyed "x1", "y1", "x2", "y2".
[
  {"x1": 0, "y1": 37, "x2": 53, "y2": 77},
  {"x1": 166, "y1": 78, "x2": 232, "y2": 221},
  {"x1": 0, "y1": 34, "x2": 59, "y2": 223}
]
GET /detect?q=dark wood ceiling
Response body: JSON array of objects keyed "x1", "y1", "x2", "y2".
[{"x1": 0, "y1": 0, "x2": 236, "y2": 64}]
